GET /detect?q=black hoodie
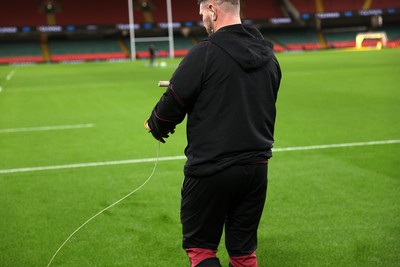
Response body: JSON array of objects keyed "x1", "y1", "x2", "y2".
[{"x1": 148, "y1": 24, "x2": 281, "y2": 177}]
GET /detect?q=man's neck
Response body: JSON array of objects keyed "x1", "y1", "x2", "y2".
[{"x1": 214, "y1": 16, "x2": 241, "y2": 33}]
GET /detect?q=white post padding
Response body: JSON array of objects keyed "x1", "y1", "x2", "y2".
[{"x1": 356, "y1": 32, "x2": 388, "y2": 49}]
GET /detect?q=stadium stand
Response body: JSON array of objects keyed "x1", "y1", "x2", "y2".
[
  {"x1": 0, "y1": 2, "x2": 46, "y2": 27},
  {"x1": 324, "y1": 31, "x2": 358, "y2": 48},
  {"x1": 0, "y1": 41, "x2": 42, "y2": 56},
  {"x1": 0, "y1": 0, "x2": 146, "y2": 26},
  {"x1": 289, "y1": 0, "x2": 316, "y2": 13},
  {"x1": 241, "y1": 0, "x2": 284, "y2": 19},
  {"x1": 322, "y1": 0, "x2": 366, "y2": 12},
  {"x1": 0, "y1": 0, "x2": 399, "y2": 64},
  {"x1": 288, "y1": 0, "x2": 399, "y2": 13},
  {"x1": 48, "y1": 38, "x2": 127, "y2": 62},
  {"x1": 383, "y1": 25, "x2": 400, "y2": 39},
  {"x1": 48, "y1": 39, "x2": 123, "y2": 54},
  {"x1": 1, "y1": 0, "x2": 399, "y2": 27},
  {"x1": 55, "y1": 0, "x2": 129, "y2": 25},
  {"x1": 370, "y1": 0, "x2": 400, "y2": 9},
  {"x1": 266, "y1": 29, "x2": 320, "y2": 51},
  {"x1": 0, "y1": 41, "x2": 44, "y2": 64},
  {"x1": 377, "y1": 25, "x2": 400, "y2": 47},
  {"x1": 161, "y1": 1, "x2": 199, "y2": 22},
  {"x1": 0, "y1": 0, "x2": 288, "y2": 27},
  {"x1": 1, "y1": 0, "x2": 200, "y2": 26}
]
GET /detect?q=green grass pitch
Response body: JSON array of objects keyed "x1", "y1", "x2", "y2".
[{"x1": 0, "y1": 48, "x2": 399, "y2": 266}]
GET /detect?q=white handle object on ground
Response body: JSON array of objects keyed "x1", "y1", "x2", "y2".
[{"x1": 158, "y1": 81, "x2": 169, "y2": 87}]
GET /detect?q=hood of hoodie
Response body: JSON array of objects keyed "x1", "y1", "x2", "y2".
[{"x1": 208, "y1": 24, "x2": 275, "y2": 70}]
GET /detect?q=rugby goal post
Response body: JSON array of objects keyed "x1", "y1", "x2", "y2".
[
  {"x1": 128, "y1": 0, "x2": 175, "y2": 61},
  {"x1": 355, "y1": 32, "x2": 388, "y2": 49}
]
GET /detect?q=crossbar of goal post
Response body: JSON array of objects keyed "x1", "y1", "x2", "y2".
[{"x1": 128, "y1": 0, "x2": 175, "y2": 61}]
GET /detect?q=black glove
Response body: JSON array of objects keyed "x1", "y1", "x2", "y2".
[{"x1": 144, "y1": 118, "x2": 175, "y2": 143}]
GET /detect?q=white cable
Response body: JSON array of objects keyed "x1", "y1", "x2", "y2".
[{"x1": 47, "y1": 141, "x2": 161, "y2": 267}]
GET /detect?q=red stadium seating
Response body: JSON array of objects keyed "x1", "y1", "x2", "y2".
[
  {"x1": 174, "y1": 49, "x2": 189, "y2": 57},
  {"x1": 289, "y1": 0, "x2": 400, "y2": 14},
  {"x1": 1, "y1": 0, "x2": 400, "y2": 65},
  {"x1": 303, "y1": 43, "x2": 322, "y2": 50},
  {"x1": 2, "y1": 0, "x2": 400, "y2": 27},
  {"x1": 0, "y1": 2, "x2": 46, "y2": 26},
  {"x1": 323, "y1": 0, "x2": 365, "y2": 12},
  {"x1": 273, "y1": 44, "x2": 286, "y2": 52},
  {"x1": 56, "y1": 0, "x2": 129, "y2": 25},
  {"x1": 286, "y1": 44, "x2": 303, "y2": 50},
  {"x1": 370, "y1": 0, "x2": 400, "y2": 9},
  {"x1": 289, "y1": 0, "x2": 316, "y2": 13},
  {"x1": 50, "y1": 52, "x2": 127, "y2": 62},
  {"x1": 0, "y1": 0, "x2": 290, "y2": 27},
  {"x1": 328, "y1": 41, "x2": 356, "y2": 49},
  {"x1": 386, "y1": 40, "x2": 397, "y2": 48},
  {"x1": 151, "y1": 1, "x2": 199, "y2": 23},
  {"x1": 241, "y1": 0, "x2": 284, "y2": 19},
  {"x1": 135, "y1": 49, "x2": 188, "y2": 59},
  {"x1": 0, "y1": 56, "x2": 45, "y2": 64}
]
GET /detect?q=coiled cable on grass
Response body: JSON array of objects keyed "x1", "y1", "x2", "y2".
[{"x1": 47, "y1": 141, "x2": 161, "y2": 267}]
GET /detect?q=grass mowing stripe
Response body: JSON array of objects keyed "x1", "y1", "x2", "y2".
[
  {"x1": 0, "y1": 139, "x2": 398, "y2": 174},
  {"x1": 0, "y1": 123, "x2": 94, "y2": 133},
  {"x1": 46, "y1": 142, "x2": 161, "y2": 267},
  {"x1": 0, "y1": 50, "x2": 398, "y2": 267}
]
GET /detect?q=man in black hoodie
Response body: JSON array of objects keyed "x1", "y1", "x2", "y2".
[{"x1": 145, "y1": 0, "x2": 281, "y2": 266}]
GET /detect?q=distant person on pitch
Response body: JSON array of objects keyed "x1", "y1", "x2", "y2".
[
  {"x1": 149, "y1": 44, "x2": 155, "y2": 67},
  {"x1": 144, "y1": 0, "x2": 281, "y2": 266}
]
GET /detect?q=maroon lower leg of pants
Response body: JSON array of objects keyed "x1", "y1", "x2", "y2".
[
  {"x1": 229, "y1": 252, "x2": 258, "y2": 267},
  {"x1": 186, "y1": 248, "x2": 219, "y2": 267}
]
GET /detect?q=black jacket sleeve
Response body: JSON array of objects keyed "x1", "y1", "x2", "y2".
[{"x1": 147, "y1": 43, "x2": 208, "y2": 142}]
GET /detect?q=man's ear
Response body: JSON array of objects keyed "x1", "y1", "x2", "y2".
[{"x1": 209, "y1": 4, "x2": 216, "y2": 20}]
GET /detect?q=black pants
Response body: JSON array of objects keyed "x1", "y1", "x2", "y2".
[{"x1": 180, "y1": 164, "x2": 268, "y2": 257}]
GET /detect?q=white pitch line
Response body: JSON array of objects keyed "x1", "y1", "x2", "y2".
[
  {"x1": 6, "y1": 69, "x2": 17, "y2": 81},
  {"x1": 0, "y1": 156, "x2": 185, "y2": 174},
  {"x1": 272, "y1": 140, "x2": 400, "y2": 152},
  {"x1": 0, "y1": 139, "x2": 399, "y2": 175},
  {"x1": 0, "y1": 124, "x2": 94, "y2": 134}
]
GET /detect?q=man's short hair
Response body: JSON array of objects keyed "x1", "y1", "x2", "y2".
[{"x1": 197, "y1": 0, "x2": 239, "y2": 5}]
